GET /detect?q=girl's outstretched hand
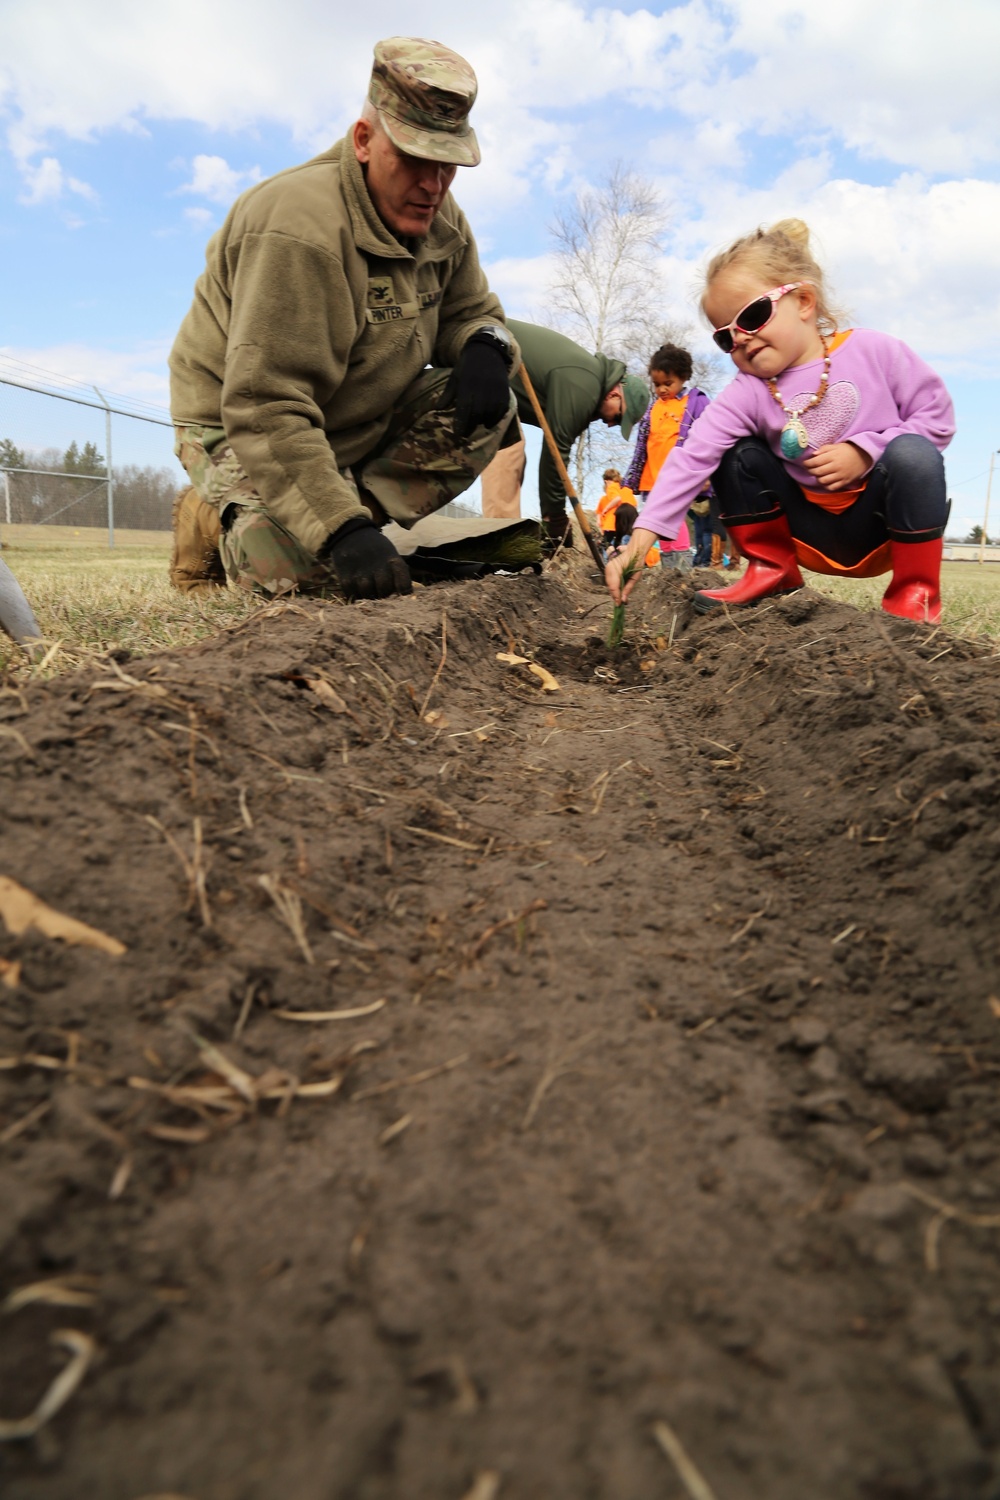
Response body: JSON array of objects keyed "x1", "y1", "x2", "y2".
[
  {"x1": 802, "y1": 442, "x2": 870, "y2": 490},
  {"x1": 605, "y1": 528, "x2": 657, "y2": 604}
]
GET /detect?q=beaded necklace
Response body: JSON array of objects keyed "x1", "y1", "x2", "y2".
[{"x1": 768, "y1": 334, "x2": 831, "y2": 460}]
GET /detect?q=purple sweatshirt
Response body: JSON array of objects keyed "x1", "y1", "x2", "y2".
[{"x1": 640, "y1": 328, "x2": 955, "y2": 541}]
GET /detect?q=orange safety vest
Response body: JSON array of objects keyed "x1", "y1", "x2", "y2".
[{"x1": 597, "y1": 480, "x2": 635, "y2": 530}]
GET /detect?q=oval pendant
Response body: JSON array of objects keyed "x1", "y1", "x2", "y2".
[{"x1": 780, "y1": 418, "x2": 809, "y2": 460}]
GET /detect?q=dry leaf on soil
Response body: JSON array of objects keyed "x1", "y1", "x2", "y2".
[
  {"x1": 0, "y1": 876, "x2": 126, "y2": 955},
  {"x1": 304, "y1": 676, "x2": 350, "y2": 713},
  {"x1": 0, "y1": 957, "x2": 21, "y2": 988},
  {"x1": 529, "y1": 664, "x2": 560, "y2": 692}
]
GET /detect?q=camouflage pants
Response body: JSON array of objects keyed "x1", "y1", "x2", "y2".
[{"x1": 173, "y1": 369, "x2": 516, "y2": 596}]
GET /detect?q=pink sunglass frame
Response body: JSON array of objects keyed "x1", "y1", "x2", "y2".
[{"x1": 711, "y1": 282, "x2": 805, "y2": 353}]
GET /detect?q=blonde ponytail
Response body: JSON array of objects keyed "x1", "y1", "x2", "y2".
[{"x1": 702, "y1": 220, "x2": 842, "y2": 335}]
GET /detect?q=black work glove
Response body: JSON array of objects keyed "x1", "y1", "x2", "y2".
[
  {"x1": 446, "y1": 332, "x2": 512, "y2": 439},
  {"x1": 323, "y1": 517, "x2": 412, "y2": 601}
]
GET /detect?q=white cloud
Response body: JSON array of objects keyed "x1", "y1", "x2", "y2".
[
  {"x1": 2, "y1": 1, "x2": 997, "y2": 171},
  {"x1": 2, "y1": 0, "x2": 998, "y2": 382},
  {"x1": 647, "y1": 163, "x2": 1000, "y2": 375},
  {"x1": 178, "y1": 154, "x2": 261, "y2": 205},
  {"x1": 481, "y1": 253, "x2": 558, "y2": 323},
  {"x1": 3, "y1": 0, "x2": 998, "y2": 226},
  {"x1": 17, "y1": 154, "x2": 95, "y2": 206},
  {"x1": 0, "y1": 342, "x2": 172, "y2": 409}
]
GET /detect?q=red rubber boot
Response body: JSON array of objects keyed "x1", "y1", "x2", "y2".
[
  {"x1": 693, "y1": 513, "x2": 803, "y2": 614},
  {"x1": 881, "y1": 538, "x2": 943, "y2": 623}
]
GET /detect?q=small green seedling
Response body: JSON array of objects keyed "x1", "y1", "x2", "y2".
[{"x1": 607, "y1": 556, "x2": 640, "y2": 648}]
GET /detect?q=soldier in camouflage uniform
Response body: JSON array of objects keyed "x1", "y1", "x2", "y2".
[{"x1": 169, "y1": 37, "x2": 520, "y2": 599}]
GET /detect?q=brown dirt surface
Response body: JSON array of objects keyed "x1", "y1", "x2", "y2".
[{"x1": 2, "y1": 561, "x2": 1000, "y2": 1500}]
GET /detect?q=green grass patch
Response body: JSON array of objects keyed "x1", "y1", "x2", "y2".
[
  {"x1": 805, "y1": 561, "x2": 1000, "y2": 642},
  {"x1": 0, "y1": 537, "x2": 260, "y2": 678},
  {"x1": 3, "y1": 533, "x2": 1000, "y2": 681}
]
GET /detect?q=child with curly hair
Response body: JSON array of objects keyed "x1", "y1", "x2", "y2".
[{"x1": 624, "y1": 342, "x2": 714, "y2": 568}]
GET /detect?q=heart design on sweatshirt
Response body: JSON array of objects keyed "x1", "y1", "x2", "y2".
[{"x1": 785, "y1": 379, "x2": 860, "y2": 450}]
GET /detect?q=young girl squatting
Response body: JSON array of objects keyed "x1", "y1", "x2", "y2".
[{"x1": 606, "y1": 220, "x2": 955, "y2": 622}]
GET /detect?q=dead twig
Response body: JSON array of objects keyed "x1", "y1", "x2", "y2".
[
  {"x1": 285, "y1": 881, "x2": 361, "y2": 938},
  {"x1": 232, "y1": 979, "x2": 259, "y2": 1040},
  {"x1": 0, "y1": 724, "x2": 35, "y2": 759},
  {"x1": 701, "y1": 736, "x2": 744, "y2": 771},
  {"x1": 418, "y1": 610, "x2": 448, "y2": 720},
  {"x1": 353, "y1": 1053, "x2": 468, "y2": 1103},
  {"x1": 238, "y1": 785, "x2": 254, "y2": 829},
  {"x1": 652, "y1": 1420, "x2": 718, "y2": 1500},
  {"x1": 378, "y1": 1113, "x2": 413, "y2": 1147},
  {"x1": 727, "y1": 904, "x2": 768, "y2": 946},
  {"x1": 403, "y1": 825, "x2": 483, "y2": 853},
  {"x1": 2, "y1": 1276, "x2": 100, "y2": 1315},
  {"x1": 588, "y1": 760, "x2": 631, "y2": 816},
  {"x1": 274, "y1": 999, "x2": 387, "y2": 1023},
  {"x1": 181, "y1": 1026, "x2": 257, "y2": 1103},
  {"x1": 900, "y1": 1180, "x2": 1000, "y2": 1272},
  {"x1": 0, "y1": 1330, "x2": 96, "y2": 1442},
  {"x1": 522, "y1": 1030, "x2": 598, "y2": 1131},
  {"x1": 258, "y1": 874, "x2": 314, "y2": 964},
  {"x1": 144, "y1": 816, "x2": 212, "y2": 929},
  {"x1": 108, "y1": 1154, "x2": 133, "y2": 1201},
  {"x1": 0, "y1": 1099, "x2": 51, "y2": 1144},
  {"x1": 468, "y1": 899, "x2": 547, "y2": 960}
]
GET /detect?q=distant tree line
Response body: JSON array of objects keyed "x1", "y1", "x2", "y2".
[{"x1": 0, "y1": 437, "x2": 177, "y2": 530}]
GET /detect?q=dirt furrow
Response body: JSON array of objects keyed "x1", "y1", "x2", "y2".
[{"x1": 1, "y1": 569, "x2": 998, "y2": 1499}]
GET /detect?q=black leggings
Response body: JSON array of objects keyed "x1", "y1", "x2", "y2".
[{"x1": 714, "y1": 434, "x2": 947, "y2": 569}]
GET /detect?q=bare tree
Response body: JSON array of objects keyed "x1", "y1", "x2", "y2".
[
  {"x1": 546, "y1": 163, "x2": 730, "y2": 504},
  {"x1": 548, "y1": 165, "x2": 690, "y2": 500},
  {"x1": 549, "y1": 162, "x2": 669, "y2": 363}
]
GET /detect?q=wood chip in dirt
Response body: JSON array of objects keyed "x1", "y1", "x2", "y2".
[{"x1": 0, "y1": 875, "x2": 126, "y2": 955}]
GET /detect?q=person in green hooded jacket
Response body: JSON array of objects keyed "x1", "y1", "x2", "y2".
[
  {"x1": 480, "y1": 319, "x2": 650, "y2": 548},
  {"x1": 168, "y1": 37, "x2": 520, "y2": 601}
]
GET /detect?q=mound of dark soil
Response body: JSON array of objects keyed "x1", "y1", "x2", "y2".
[{"x1": 1, "y1": 565, "x2": 1000, "y2": 1500}]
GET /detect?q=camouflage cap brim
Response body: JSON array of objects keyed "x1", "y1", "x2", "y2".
[
  {"x1": 620, "y1": 374, "x2": 652, "y2": 441},
  {"x1": 377, "y1": 108, "x2": 481, "y2": 167}
]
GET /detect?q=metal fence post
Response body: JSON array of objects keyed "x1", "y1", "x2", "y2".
[
  {"x1": 3, "y1": 469, "x2": 10, "y2": 526},
  {"x1": 94, "y1": 387, "x2": 114, "y2": 548}
]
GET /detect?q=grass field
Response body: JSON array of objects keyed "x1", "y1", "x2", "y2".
[
  {"x1": 0, "y1": 528, "x2": 260, "y2": 676},
  {"x1": 2, "y1": 525, "x2": 999, "y2": 676}
]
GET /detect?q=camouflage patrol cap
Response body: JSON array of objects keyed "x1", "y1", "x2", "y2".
[{"x1": 368, "y1": 37, "x2": 481, "y2": 167}]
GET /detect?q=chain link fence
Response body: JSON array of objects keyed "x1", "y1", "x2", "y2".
[{"x1": 0, "y1": 361, "x2": 184, "y2": 548}]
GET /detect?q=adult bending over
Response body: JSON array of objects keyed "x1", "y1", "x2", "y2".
[{"x1": 480, "y1": 320, "x2": 649, "y2": 551}]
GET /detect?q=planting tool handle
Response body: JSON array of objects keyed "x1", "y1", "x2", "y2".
[{"x1": 518, "y1": 366, "x2": 608, "y2": 574}]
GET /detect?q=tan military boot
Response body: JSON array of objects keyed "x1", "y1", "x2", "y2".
[
  {"x1": 169, "y1": 487, "x2": 226, "y2": 592},
  {"x1": 710, "y1": 532, "x2": 724, "y2": 569}
]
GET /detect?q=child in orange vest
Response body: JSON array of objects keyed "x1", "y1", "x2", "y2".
[
  {"x1": 625, "y1": 344, "x2": 714, "y2": 569},
  {"x1": 596, "y1": 469, "x2": 634, "y2": 549}
]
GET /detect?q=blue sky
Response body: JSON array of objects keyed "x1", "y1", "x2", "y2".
[{"x1": 1, "y1": 0, "x2": 999, "y2": 532}]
